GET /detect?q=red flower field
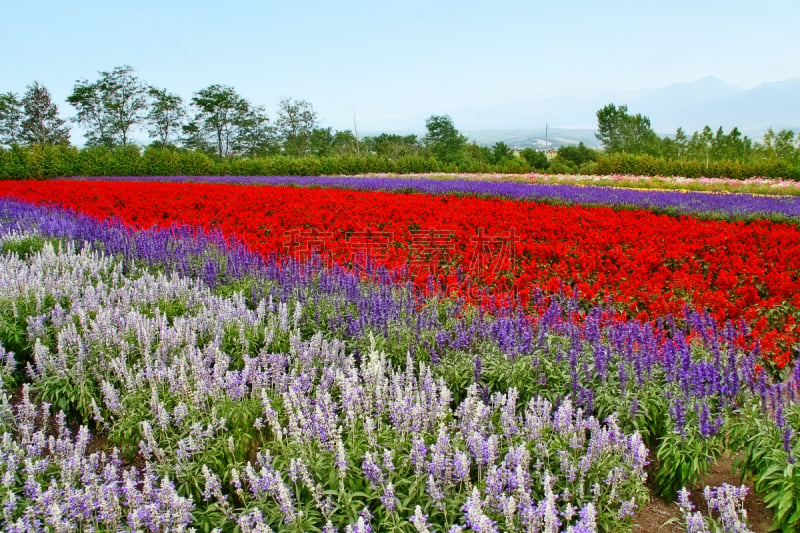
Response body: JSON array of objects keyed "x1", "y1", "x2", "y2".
[{"x1": 2, "y1": 179, "x2": 799, "y2": 366}]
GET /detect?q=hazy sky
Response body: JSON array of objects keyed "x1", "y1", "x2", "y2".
[{"x1": 3, "y1": 0, "x2": 799, "y2": 135}]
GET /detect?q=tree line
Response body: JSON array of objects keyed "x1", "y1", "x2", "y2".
[
  {"x1": 0, "y1": 65, "x2": 535, "y2": 169},
  {"x1": 594, "y1": 103, "x2": 800, "y2": 169},
  {"x1": 1, "y1": 65, "x2": 799, "y2": 178}
]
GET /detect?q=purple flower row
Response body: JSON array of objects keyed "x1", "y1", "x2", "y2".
[
  {"x1": 2, "y1": 202, "x2": 794, "y2": 530},
  {"x1": 0, "y1": 386, "x2": 194, "y2": 531},
  {"x1": 2, "y1": 196, "x2": 797, "y2": 438},
  {"x1": 0, "y1": 237, "x2": 648, "y2": 531}
]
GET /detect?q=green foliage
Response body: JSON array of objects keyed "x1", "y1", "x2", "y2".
[
  {"x1": 276, "y1": 98, "x2": 318, "y2": 157},
  {"x1": 595, "y1": 102, "x2": 799, "y2": 176},
  {"x1": 1, "y1": 84, "x2": 70, "y2": 148},
  {"x1": 141, "y1": 146, "x2": 213, "y2": 176},
  {"x1": 760, "y1": 128, "x2": 800, "y2": 166},
  {"x1": 654, "y1": 426, "x2": 725, "y2": 501},
  {"x1": 146, "y1": 87, "x2": 186, "y2": 148},
  {"x1": 1, "y1": 139, "x2": 798, "y2": 180},
  {"x1": 187, "y1": 84, "x2": 248, "y2": 157},
  {"x1": 0, "y1": 301, "x2": 32, "y2": 368},
  {"x1": 0, "y1": 91, "x2": 23, "y2": 147},
  {"x1": 520, "y1": 147, "x2": 549, "y2": 170},
  {"x1": 19, "y1": 81, "x2": 70, "y2": 146},
  {"x1": 595, "y1": 152, "x2": 800, "y2": 180},
  {"x1": 33, "y1": 372, "x2": 100, "y2": 425},
  {"x1": 364, "y1": 133, "x2": 420, "y2": 159},
  {"x1": 497, "y1": 157, "x2": 530, "y2": 173},
  {"x1": 67, "y1": 65, "x2": 148, "y2": 147},
  {"x1": 490, "y1": 141, "x2": 513, "y2": 164},
  {"x1": 596, "y1": 103, "x2": 660, "y2": 155},
  {"x1": 547, "y1": 158, "x2": 578, "y2": 175},
  {"x1": 423, "y1": 115, "x2": 467, "y2": 163},
  {"x1": 1, "y1": 235, "x2": 50, "y2": 258},
  {"x1": 555, "y1": 142, "x2": 599, "y2": 167},
  {"x1": 729, "y1": 401, "x2": 800, "y2": 532}
]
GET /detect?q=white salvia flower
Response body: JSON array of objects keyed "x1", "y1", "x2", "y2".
[
  {"x1": 292, "y1": 301, "x2": 303, "y2": 328},
  {"x1": 677, "y1": 487, "x2": 694, "y2": 512},
  {"x1": 502, "y1": 494, "x2": 517, "y2": 530},
  {"x1": 202, "y1": 464, "x2": 223, "y2": 502},
  {"x1": 411, "y1": 505, "x2": 431, "y2": 533},
  {"x1": 335, "y1": 436, "x2": 349, "y2": 478},
  {"x1": 542, "y1": 472, "x2": 561, "y2": 533},
  {"x1": 278, "y1": 302, "x2": 289, "y2": 331}
]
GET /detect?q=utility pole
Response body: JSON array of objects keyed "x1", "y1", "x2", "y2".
[
  {"x1": 545, "y1": 122, "x2": 548, "y2": 151},
  {"x1": 353, "y1": 109, "x2": 360, "y2": 157}
]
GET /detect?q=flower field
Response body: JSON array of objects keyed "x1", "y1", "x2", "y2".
[
  {"x1": 0, "y1": 177, "x2": 799, "y2": 532},
  {"x1": 3, "y1": 179, "x2": 800, "y2": 367}
]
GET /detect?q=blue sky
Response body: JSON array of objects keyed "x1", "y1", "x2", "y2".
[{"x1": 3, "y1": 0, "x2": 799, "y2": 137}]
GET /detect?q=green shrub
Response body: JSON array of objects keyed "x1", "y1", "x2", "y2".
[
  {"x1": 596, "y1": 152, "x2": 800, "y2": 180},
  {"x1": 3, "y1": 144, "x2": 799, "y2": 179}
]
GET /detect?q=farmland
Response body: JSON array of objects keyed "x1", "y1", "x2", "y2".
[{"x1": 0, "y1": 176, "x2": 799, "y2": 532}]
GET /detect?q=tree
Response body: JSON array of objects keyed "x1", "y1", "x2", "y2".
[
  {"x1": 464, "y1": 142, "x2": 492, "y2": 163},
  {"x1": 236, "y1": 105, "x2": 275, "y2": 157},
  {"x1": 0, "y1": 92, "x2": 22, "y2": 147},
  {"x1": 595, "y1": 103, "x2": 659, "y2": 155},
  {"x1": 146, "y1": 87, "x2": 186, "y2": 148},
  {"x1": 596, "y1": 103, "x2": 627, "y2": 153},
  {"x1": 672, "y1": 127, "x2": 689, "y2": 160},
  {"x1": 555, "y1": 142, "x2": 599, "y2": 167},
  {"x1": 19, "y1": 81, "x2": 70, "y2": 145},
  {"x1": 491, "y1": 141, "x2": 513, "y2": 164},
  {"x1": 67, "y1": 65, "x2": 148, "y2": 146},
  {"x1": 187, "y1": 84, "x2": 251, "y2": 157},
  {"x1": 309, "y1": 127, "x2": 335, "y2": 156},
  {"x1": 276, "y1": 98, "x2": 318, "y2": 156},
  {"x1": 364, "y1": 133, "x2": 421, "y2": 158},
  {"x1": 773, "y1": 129, "x2": 796, "y2": 162},
  {"x1": 724, "y1": 127, "x2": 751, "y2": 161},
  {"x1": 180, "y1": 121, "x2": 210, "y2": 154},
  {"x1": 520, "y1": 148, "x2": 549, "y2": 170},
  {"x1": 688, "y1": 125, "x2": 715, "y2": 168},
  {"x1": 309, "y1": 128, "x2": 364, "y2": 156},
  {"x1": 67, "y1": 80, "x2": 110, "y2": 146},
  {"x1": 331, "y1": 130, "x2": 364, "y2": 156},
  {"x1": 423, "y1": 115, "x2": 466, "y2": 163}
]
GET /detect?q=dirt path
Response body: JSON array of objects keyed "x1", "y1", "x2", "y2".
[{"x1": 632, "y1": 455, "x2": 773, "y2": 533}]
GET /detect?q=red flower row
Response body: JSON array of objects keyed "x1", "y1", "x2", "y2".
[{"x1": 2, "y1": 180, "x2": 799, "y2": 366}]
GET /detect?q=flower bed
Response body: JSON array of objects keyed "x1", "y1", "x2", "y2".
[
  {"x1": 0, "y1": 200, "x2": 798, "y2": 530},
  {"x1": 2, "y1": 180, "x2": 799, "y2": 367}
]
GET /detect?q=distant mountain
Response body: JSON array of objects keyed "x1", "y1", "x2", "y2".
[
  {"x1": 711, "y1": 79, "x2": 800, "y2": 132},
  {"x1": 625, "y1": 76, "x2": 745, "y2": 131},
  {"x1": 442, "y1": 77, "x2": 800, "y2": 145}
]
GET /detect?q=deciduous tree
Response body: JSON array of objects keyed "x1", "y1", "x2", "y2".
[
  {"x1": 520, "y1": 148, "x2": 549, "y2": 170},
  {"x1": 491, "y1": 141, "x2": 514, "y2": 163},
  {"x1": 364, "y1": 133, "x2": 420, "y2": 158},
  {"x1": 67, "y1": 65, "x2": 148, "y2": 146},
  {"x1": 20, "y1": 81, "x2": 70, "y2": 145},
  {"x1": 276, "y1": 98, "x2": 317, "y2": 156},
  {"x1": 146, "y1": 87, "x2": 186, "y2": 148},
  {"x1": 555, "y1": 142, "x2": 598, "y2": 167},
  {"x1": 187, "y1": 85, "x2": 250, "y2": 157},
  {"x1": 236, "y1": 104, "x2": 275, "y2": 157}
]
